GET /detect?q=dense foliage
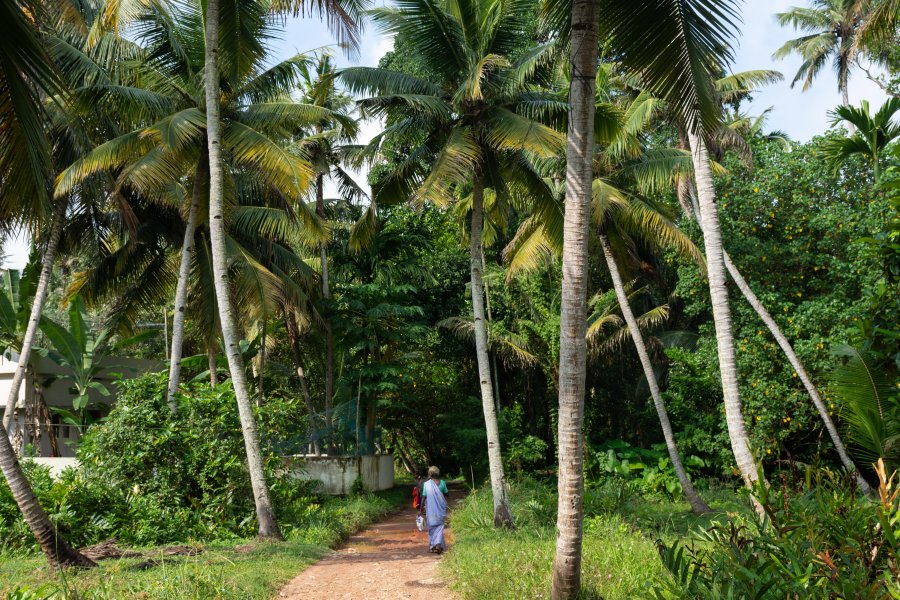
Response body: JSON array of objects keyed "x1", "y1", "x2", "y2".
[
  {"x1": 0, "y1": 373, "x2": 388, "y2": 550},
  {"x1": 653, "y1": 465, "x2": 900, "y2": 598},
  {"x1": 662, "y1": 134, "x2": 895, "y2": 474}
]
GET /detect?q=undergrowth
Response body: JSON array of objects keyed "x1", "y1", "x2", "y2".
[
  {"x1": 441, "y1": 476, "x2": 732, "y2": 599},
  {"x1": 0, "y1": 487, "x2": 406, "y2": 599}
]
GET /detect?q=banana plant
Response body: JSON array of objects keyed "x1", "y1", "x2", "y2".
[
  {"x1": 0, "y1": 257, "x2": 38, "y2": 356},
  {"x1": 37, "y1": 295, "x2": 155, "y2": 425}
]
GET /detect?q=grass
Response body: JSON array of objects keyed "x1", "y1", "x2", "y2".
[
  {"x1": 441, "y1": 477, "x2": 746, "y2": 599},
  {"x1": 0, "y1": 487, "x2": 407, "y2": 599}
]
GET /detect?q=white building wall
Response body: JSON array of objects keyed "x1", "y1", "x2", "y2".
[{"x1": 0, "y1": 355, "x2": 163, "y2": 457}]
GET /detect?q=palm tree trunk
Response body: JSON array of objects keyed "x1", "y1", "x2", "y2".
[
  {"x1": 286, "y1": 310, "x2": 321, "y2": 455},
  {"x1": 316, "y1": 174, "x2": 334, "y2": 448},
  {"x1": 0, "y1": 428, "x2": 95, "y2": 568},
  {"x1": 471, "y1": 172, "x2": 514, "y2": 528},
  {"x1": 204, "y1": 0, "x2": 282, "y2": 540},
  {"x1": 482, "y1": 249, "x2": 501, "y2": 415},
  {"x1": 3, "y1": 198, "x2": 67, "y2": 430},
  {"x1": 0, "y1": 200, "x2": 93, "y2": 569},
  {"x1": 840, "y1": 75, "x2": 856, "y2": 134},
  {"x1": 687, "y1": 132, "x2": 759, "y2": 490},
  {"x1": 166, "y1": 156, "x2": 206, "y2": 410},
  {"x1": 599, "y1": 236, "x2": 710, "y2": 514},
  {"x1": 207, "y1": 342, "x2": 217, "y2": 387},
  {"x1": 722, "y1": 252, "x2": 872, "y2": 494},
  {"x1": 257, "y1": 319, "x2": 267, "y2": 405},
  {"x1": 552, "y1": 3, "x2": 601, "y2": 595}
]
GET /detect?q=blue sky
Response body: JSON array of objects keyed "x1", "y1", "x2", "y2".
[
  {"x1": 266, "y1": 0, "x2": 888, "y2": 141},
  {"x1": 1, "y1": 0, "x2": 889, "y2": 269}
]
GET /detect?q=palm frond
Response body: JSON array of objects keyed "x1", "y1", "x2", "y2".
[
  {"x1": 830, "y1": 345, "x2": 900, "y2": 469},
  {"x1": 599, "y1": 0, "x2": 742, "y2": 135},
  {"x1": 224, "y1": 121, "x2": 314, "y2": 197}
]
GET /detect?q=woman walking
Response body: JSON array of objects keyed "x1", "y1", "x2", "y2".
[{"x1": 420, "y1": 466, "x2": 449, "y2": 554}]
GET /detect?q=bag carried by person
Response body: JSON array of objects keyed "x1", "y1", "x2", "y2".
[{"x1": 416, "y1": 515, "x2": 425, "y2": 531}]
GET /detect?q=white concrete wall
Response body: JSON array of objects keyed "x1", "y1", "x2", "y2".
[
  {"x1": 286, "y1": 455, "x2": 395, "y2": 495},
  {"x1": 30, "y1": 457, "x2": 79, "y2": 478}
]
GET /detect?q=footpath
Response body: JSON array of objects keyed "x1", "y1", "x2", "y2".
[{"x1": 278, "y1": 487, "x2": 459, "y2": 600}]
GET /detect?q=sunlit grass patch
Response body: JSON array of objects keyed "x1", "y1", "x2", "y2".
[{"x1": 442, "y1": 478, "x2": 677, "y2": 599}]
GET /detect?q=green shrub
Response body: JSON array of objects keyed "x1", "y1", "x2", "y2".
[
  {"x1": 652, "y1": 467, "x2": 900, "y2": 599},
  {"x1": 0, "y1": 372, "x2": 317, "y2": 550},
  {"x1": 586, "y1": 440, "x2": 706, "y2": 502}
]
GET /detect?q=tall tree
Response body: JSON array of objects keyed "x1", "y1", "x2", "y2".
[
  {"x1": 341, "y1": 0, "x2": 564, "y2": 527},
  {"x1": 774, "y1": 0, "x2": 864, "y2": 112},
  {"x1": 688, "y1": 131, "x2": 759, "y2": 489},
  {"x1": 204, "y1": 0, "x2": 282, "y2": 540},
  {"x1": 551, "y1": 0, "x2": 601, "y2": 595},
  {"x1": 167, "y1": 157, "x2": 205, "y2": 409},
  {"x1": 0, "y1": 0, "x2": 95, "y2": 569},
  {"x1": 544, "y1": 2, "x2": 745, "y2": 594}
]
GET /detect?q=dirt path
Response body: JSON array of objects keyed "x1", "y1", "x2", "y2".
[{"x1": 278, "y1": 491, "x2": 458, "y2": 600}]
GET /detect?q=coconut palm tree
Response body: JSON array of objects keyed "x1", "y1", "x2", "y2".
[
  {"x1": 550, "y1": 0, "x2": 601, "y2": 589},
  {"x1": 855, "y1": 0, "x2": 900, "y2": 63},
  {"x1": 631, "y1": 69, "x2": 879, "y2": 494},
  {"x1": 0, "y1": 0, "x2": 96, "y2": 570},
  {"x1": 292, "y1": 52, "x2": 365, "y2": 445},
  {"x1": 56, "y1": 0, "x2": 331, "y2": 410},
  {"x1": 824, "y1": 97, "x2": 900, "y2": 183},
  {"x1": 203, "y1": 0, "x2": 368, "y2": 537},
  {"x1": 204, "y1": 0, "x2": 282, "y2": 540},
  {"x1": 605, "y1": 1, "x2": 757, "y2": 494},
  {"x1": 544, "y1": 0, "x2": 742, "y2": 594},
  {"x1": 774, "y1": 0, "x2": 864, "y2": 111},
  {"x1": 686, "y1": 132, "x2": 760, "y2": 492},
  {"x1": 340, "y1": 0, "x2": 564, "y2": 527}
]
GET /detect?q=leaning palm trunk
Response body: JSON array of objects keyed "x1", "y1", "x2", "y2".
[
  {"x1": 204, "y1": 0, "x2": 282, "y2": 540},
  {"x1": 166, "y1": 157, "x2": 206, "y2": 410},
  {"x1": 0, "y1": 199, "x2": 94, "y2": 569},
  {"x1": 678, "y1": 163, "x2": 866, "y2": 493},
  {"x1": 722, "y1": 253, "x2": 872, "y2": 494},
  {"x1": 3, "y1": 199, "x2": 67, "y2": 430},
  {"x1": 688, "y1": 132, "x2": 758, "y2": 490},
  {"x1": 0, "y1": 430, "x2": 96, "y2": 568},
  {"x1": 599, "y1": 236, "x2": 710, "y2": 514},
  {"x1": 552, "y1": 0, "x2": 601, "y2": 596},
  {"x1": 470, "y1": 174, "x2": 514, "y2": 528}
]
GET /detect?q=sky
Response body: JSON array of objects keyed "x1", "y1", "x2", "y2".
[{"x1": 1, "y1": 0, "x2": 889, "y2": 269}]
